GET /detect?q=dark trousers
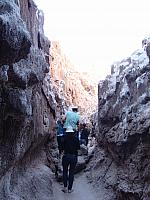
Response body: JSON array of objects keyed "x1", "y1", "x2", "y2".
[{"x1": 62, "y1": 154, "x2": 77, "y2": 190}]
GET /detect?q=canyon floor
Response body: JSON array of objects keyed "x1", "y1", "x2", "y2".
[{"x1": 53, "y1": 172, "x2": 102, "y2": 200}]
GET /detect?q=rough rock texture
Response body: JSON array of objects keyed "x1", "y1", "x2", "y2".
[
  {"x1": 0, "y1": 0, "x2": 31, "y2": 66},
  {"x1": 88, "y1": 39, "x2": 150, "y2": 200},
  {"x1": 0, "y1": 1, "x2": 56, "y2": 199},
  {"x1": 50, "y1": 41, "x2": 97, "y2": 118}
]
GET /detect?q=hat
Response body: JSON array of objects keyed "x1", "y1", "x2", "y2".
[
  {"x1": 66, "y1": 126, "x2": 74, "y2": 133},
  {"x1": 71, "y1": 106, "x2": 78, "y2": 112}
]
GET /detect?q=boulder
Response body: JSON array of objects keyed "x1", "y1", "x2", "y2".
[{"x1": 78, "y1": 144, "x2": 88, "y2": 156}]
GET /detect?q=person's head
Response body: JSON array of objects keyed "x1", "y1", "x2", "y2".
[{"x1": 72, "y1": 106, "x2": 78, "y2": 112}]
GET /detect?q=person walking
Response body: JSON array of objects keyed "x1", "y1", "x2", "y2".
[
  {"x1": 80, "y1": 123, "x2": 90, "y2": 146},
  {"x1": 56, "y1": 118, "x2": 65, "y2": 154},
  {"x1": 61, "y1": 127, "x2": 80, "y2": 193}
]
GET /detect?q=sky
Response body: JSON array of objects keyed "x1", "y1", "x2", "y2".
[{"x1": 34, "y1": 0, "x2": 150, "y2": 80}]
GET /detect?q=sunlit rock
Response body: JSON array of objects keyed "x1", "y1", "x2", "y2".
[{"x1": 50, "y1": 41, "x2": 97, "y2": 118}]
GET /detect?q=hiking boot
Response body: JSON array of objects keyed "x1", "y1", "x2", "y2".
[
  {"x1": 68, "y1": 189, "x2": 74, "y2": 193},
  {"x1": 62, "y1": 187, "x2": 67, "y2": 193}
]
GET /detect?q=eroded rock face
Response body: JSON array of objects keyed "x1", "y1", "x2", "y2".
[
  {"x1": 0, "y1": 0, "x2": 31, "y2": 66},
  {"x1": 0, "y1": 1, "x2": 56, "y2": 199},
  {"x1": 89, "y1": 40, "x2": 150, "y2": 199}
]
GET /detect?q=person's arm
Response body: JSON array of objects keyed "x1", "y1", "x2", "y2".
[{"x1": 76, "y1": 120, "x2": 80, "y2": 131}]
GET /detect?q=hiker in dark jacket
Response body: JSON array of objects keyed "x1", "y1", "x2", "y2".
[
  {"x1": 61, "y1": 127, "x2": 80, "y2": 193},
  {"x1": 80, "y1": 123, "x2": 90, "y2": 146}
]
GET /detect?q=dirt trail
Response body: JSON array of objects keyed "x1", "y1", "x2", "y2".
[{"x1": 53, "y1": 172, "x2": 100, "y2": 200}]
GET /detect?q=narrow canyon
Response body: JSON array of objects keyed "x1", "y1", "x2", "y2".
[{"x1": 0, "y1": 1, "x2": 149, "y2": 200}]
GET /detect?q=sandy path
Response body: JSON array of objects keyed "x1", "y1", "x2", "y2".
[{"x1": 53, "y1": 172, "x2": 100, "y2": 200}]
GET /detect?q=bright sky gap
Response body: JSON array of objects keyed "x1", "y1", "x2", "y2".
[{"x1": 34, "y1": 0, "x2": 150, "y2": 80}]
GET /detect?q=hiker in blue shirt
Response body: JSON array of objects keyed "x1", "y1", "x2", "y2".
[{"x1": 63, "y1": 106, "x2": 80, "y2": 138}]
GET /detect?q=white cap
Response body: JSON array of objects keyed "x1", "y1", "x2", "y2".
[{"x1": 71, "y1": 106, "x2": 78, "y2": 110}]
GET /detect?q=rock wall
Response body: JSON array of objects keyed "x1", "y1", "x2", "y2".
[
  {"x1": 50, "y1": 41, "x2": 97, "y2": 118},
  {"x1": 0, "y1": 1, "x2": 56, "y2": 199},
  {"x1": 88, "y1": 38, "x2": 150, "y2": 200}
]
